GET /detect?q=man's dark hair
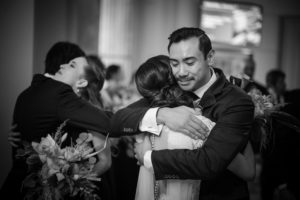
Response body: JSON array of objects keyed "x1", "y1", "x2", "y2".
[
  {"x1": 167, "y1": 27, "x2": 212, "y2": 59},
  {"x1": 45, "y1": 41, "x2": 85, "y2": 75},
  {"x1": 105, "y1": 64, "x2": 121, "y2": 80},
  {"x1": 266, "y1": 69, "x2": 286, "y2": 88}
]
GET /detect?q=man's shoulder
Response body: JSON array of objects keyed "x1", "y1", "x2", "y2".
[
  {"x1": 43, "y1": 76, "x2": 71, "y2": 90},
  {"x1": 16, "y1": 86, "x2": 31, "y2": 104},
  {"x1": 220, "y1": 83, "x2": 253, "y2": 105},
  {"x1": 17, "y1": 75, "x2": 71, "y2": 102},
  {"x1": 36, "y1": 75, "x2": 73, "y2": 95}
]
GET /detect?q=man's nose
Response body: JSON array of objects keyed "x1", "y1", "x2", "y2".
[
  {"x1": 60, "y1": 64, "x2": 66, "y2": 69},
  {"x1": 178, "y1": 65, "x2": 188, "y2": 77}
]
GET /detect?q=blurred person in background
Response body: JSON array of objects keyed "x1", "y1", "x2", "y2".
[
  {"x1": 101, "y1": 64, "x2": 140, "y2": 111},
  {"x1": 259, "y1": 69, "x2": 300, "y2": 200},
  {"x1": 97, "y1": 63, "x2": 141, "y2": 200},
  {"x1": 266, "y1": 69, "x2": 300, "y2": 118},
  {"x1": 266, "y1": 70, "x2": 286, "y2": 104},
  {"x1": 101, "y1": 64, "x2": 125, "y2": 111},
  {"x1": 101, "y1": 64, "x2": 141, "y2": 200},
  {"x1": 86, "y1": 54, "x2": 118, "y2": 200},
  {"x1": 242, "y1": 54, "x2": 268, "y2": 95}
]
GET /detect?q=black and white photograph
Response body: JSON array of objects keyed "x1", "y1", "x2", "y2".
[{"x1": 0, "y1": 0, "x2": 300, "y2": 200}]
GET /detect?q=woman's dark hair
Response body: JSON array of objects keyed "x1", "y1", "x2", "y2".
[
  {"x1": 135, "y1": 55, "x2": 195, "y2": 108},
  {"x1": 87, "y1": 55, "x2": 106, "y2": 75},
  {"x1": 79, "y1": 56, "x2": 106, "y2": 108}
]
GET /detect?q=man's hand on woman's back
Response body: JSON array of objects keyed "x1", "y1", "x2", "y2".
[{"x1": 157, "y1": 106, "x2": 209, "y2": 140}]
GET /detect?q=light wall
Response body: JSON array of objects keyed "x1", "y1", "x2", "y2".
[
  {"x1": 133, "y1": 0, "x2": 200, "y2": 70},
  {"x1": 231, "y1": 0, "x2": 300, "y2": 86},
  {"x1": 98, "y1": 0, "x2": 201, "y2": 84},
  {"x1": 34, "y1": 0, "x2": 100, "y2": 74},
  {"x1": 99, "y1": 0, "x2": 300, "y2": 87},
  {"x1": 33, "y1": 0, "x2": 69, "y2": 74},
  {"x1": 0, "y1": 0, "x2": 34, "y2": 187}
]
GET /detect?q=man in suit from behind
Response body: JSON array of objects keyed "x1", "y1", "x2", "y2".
[
  {"x1": 2, "y1": 42, "x2": 112, "y2": 200},
  {"x1": 111, "y1": 27, "x2": 254, "y2": 200},
  {"x1": 7, "y1": 41, "x2": 86, "y2": 148}
]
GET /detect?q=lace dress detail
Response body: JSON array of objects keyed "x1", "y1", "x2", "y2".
[
  {"x1": 135, "y1": 115, "x2": 215, "y2": 200},
  {"x1": 152, "y1": 115, "x2": 215, "y2": 200}
]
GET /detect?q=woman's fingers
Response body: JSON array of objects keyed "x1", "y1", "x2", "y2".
[{"x1": 8, "y1": 136, "x2": 21, "y2": 147}]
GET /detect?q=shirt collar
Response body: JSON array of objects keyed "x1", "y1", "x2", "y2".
[
  {"x1": 194, "y1": 68, "x2": 217, "y2": 98},
  {"x1": 44, "y1": 73, "x2": 54, "y2": 78}
]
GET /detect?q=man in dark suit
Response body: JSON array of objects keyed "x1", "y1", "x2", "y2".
[
  {"x1": 111, "y1": 27, "x2": 254, "y2": 200},
  {"x1": 7, "y1": 41, "x2": 87, "y2": 147}
]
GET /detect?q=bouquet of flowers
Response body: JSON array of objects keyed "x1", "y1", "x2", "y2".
[
  {"x1": 247, "y1": 88, "x2": 300, "y2": 151},
  {"x1": 17, "y1": 121, "x2": 109, "y2": 200}
]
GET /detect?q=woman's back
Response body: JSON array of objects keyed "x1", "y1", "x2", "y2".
[
  {"x1": 153, "y1": 125, "x2": 201, "y2": 200},
  {"x1": 152, "y1": 114, "x2": 215, "y2": 200}
]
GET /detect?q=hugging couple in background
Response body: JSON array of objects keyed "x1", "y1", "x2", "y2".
[{"x1": 2, "y1": 27, "x2": 257, "y2": 200}]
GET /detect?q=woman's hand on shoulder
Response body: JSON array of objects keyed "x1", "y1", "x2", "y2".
[{"x1": 8, "y1": 124, "x2": 21, "y2": 148}]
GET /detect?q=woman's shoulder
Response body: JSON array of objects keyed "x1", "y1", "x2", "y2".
[{"x1": 160, "y1": 125, "x2": 198, "y2": 150}]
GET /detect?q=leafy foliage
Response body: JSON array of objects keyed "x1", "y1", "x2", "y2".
[
  {"x1": 248, "y1": 88, "x2": 300, "y2": 151},
  {"x1": 17, "y1": 121, "x2": 109, "y2": 200}
]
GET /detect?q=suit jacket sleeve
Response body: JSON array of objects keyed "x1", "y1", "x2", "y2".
[
  {"x1": 57, "y1": 85, "x2": 111, "y2": 135},
  {"x1": 152, "y1": 96, "x2": 254, "y2": 180},
  {"x1": 110, "y1": 98, "x2": 150, "y2": 137}
]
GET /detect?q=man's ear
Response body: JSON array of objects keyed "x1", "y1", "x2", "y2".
[
  {"x1": 76, "y1": 79, "x2": 88, "y2": 89},
  {"x1": 207, "y1": 49, "x2": 215, "y2": 66}
]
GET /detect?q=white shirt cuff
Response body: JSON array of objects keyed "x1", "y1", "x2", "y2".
[
  {"x1": 143, "y1": 150, "x2": 153, "y2": 171},
  {"x1": 139, "y1": 108, "x2": 162, "y2": 136}
]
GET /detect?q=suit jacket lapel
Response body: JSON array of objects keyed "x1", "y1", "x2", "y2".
[{"x1": 200, "y1": 68, "x2": 228, "y2": 109}]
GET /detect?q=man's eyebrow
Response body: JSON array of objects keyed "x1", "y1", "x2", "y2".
[
  {"x1": 183, "y1": 57, "x2": 196, "y2": 62},
  {"x1": 169, "y1": 58, "x2": 178, "y2": 62}
]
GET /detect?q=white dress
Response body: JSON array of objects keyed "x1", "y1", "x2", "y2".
[{"x1": 135, "y1": 115, "x2": 215, "y2": 200}]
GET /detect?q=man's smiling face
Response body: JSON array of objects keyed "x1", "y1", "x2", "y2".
[{"x1": 169, "y1": 37, "x2": 211, "y2": 92}]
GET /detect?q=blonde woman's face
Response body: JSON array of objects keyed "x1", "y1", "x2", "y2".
[{"x1": 54, "y1": 57, "x2": 88, "y2": 88}]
